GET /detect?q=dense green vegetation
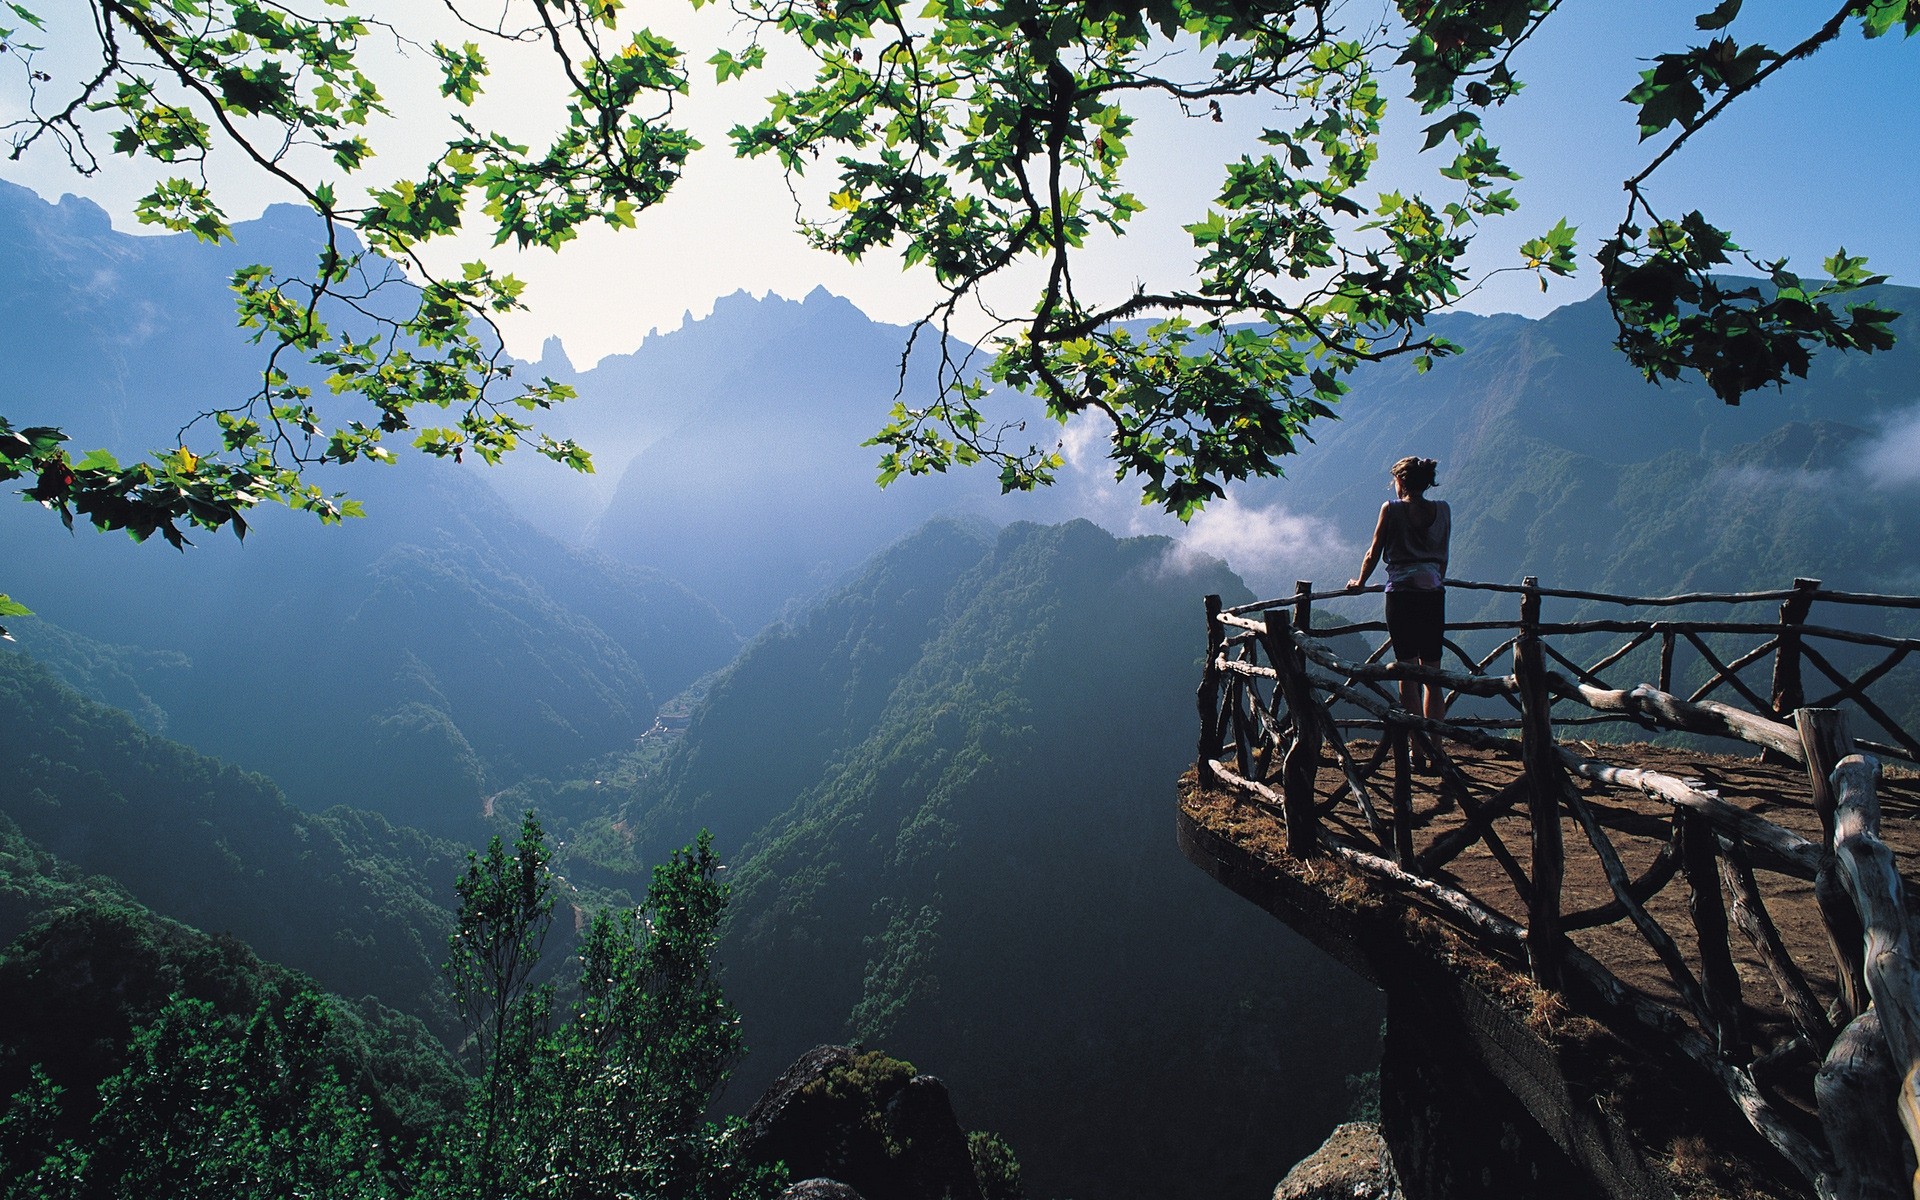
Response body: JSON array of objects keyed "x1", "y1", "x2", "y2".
[
  {"x1": 0, "y1": 802, "x2": 783, "y2": 1199},
  {"x1": 518, "y1": 517, "x2": 1385, "y2": 1200},
  {"x1": 0, "y1": 831, "x2": 466, "y2": 1194},
  {"x1": 0, "y1": 649, "x2": 469, "y2": 1025}
]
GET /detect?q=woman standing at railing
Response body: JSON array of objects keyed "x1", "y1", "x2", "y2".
[{"x1": 1349, "y1": 456, "x2": 1451, "y2": 729}]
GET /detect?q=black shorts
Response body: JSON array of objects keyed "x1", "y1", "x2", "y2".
[{"x1": 1386, "y1": 588, "x2": 1446, "y2": 663}]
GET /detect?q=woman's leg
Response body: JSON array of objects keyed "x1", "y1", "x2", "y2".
[{"x1": 1418, "y1": 659, "x2": 1448, "y2": 721}]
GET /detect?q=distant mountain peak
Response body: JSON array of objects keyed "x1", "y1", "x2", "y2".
[{"x1": 536, "y1": 335, "x2": 576, "y2": 376}]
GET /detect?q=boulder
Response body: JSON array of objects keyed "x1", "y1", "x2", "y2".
[
  {"x1": 747, "y1": 1045, "x2": 985, "y2": 1200},
  {"x1": 1275, "y1": 1122, "x2": 1402, "y2": 1200},
  {"x1": 781, "y1": 1180, "x2": 868, "y2": 1200}
]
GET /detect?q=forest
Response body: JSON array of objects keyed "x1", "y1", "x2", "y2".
[{"x1": 3, "y1": 0, "x2": 1918, "y2": 1197}]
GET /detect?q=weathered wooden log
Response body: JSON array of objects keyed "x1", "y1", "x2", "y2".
[
  {"x1": 1557, "y1": 944, "x2": 1839, "y2": 1192},
  {"x1": 1206, "y1": 758, "x2": 1284, "y2": 811},
  {"x1": 1681, "y1": 812, "x2": 1746, "y2": 1059},
  {"x1": 1802, "y1": 643, "x2": 1920, "y2": 762},
  {"x1": 1216, "y1": 656, "x2": 1277, "y2": 679},
  {"x1": 1831, "y1": 754, "x2": 1920, "y2": 1183},
  {"x1": 1529, "y1": 618, "x2": 1920, "y2": 654},
  {"x1": 1315, "y1": 710, "x2": 1390, "y2": 845},
  {"x1": 1555, "y1": 751, "x2": 1822, "y2": 879},
  {"x1": 1816, "y1": 1007, "x2": 1910, "y2": 1200},
  {"x1": 1231, "y1": 580, "x2": 1920, "y2": 614},
  {"x1": 1197, "y1": 595, "x2": 1225, "y2": 787},
  {"x1": 1678, "y1": 629, "x2": 1778, "y2": 721},
  {"x1": 1719, "y1": 836, "x2": 1835, "y2": 1052},
  {"x1": 1561, "y1": 783, "x2": 1714, "y2": 1033},
  {"x1": 1803, "y1": 710, "x2": 1870, "y2": 1023},
  {"x1": 1823, "y1": 865, "x2": 1874, "y2": 1027},
  {"x1": 1517, "y1": 579, "x2": 1566, "y2": 990},
  {"x1": 1801, "y1": 709, "x2": 1858, "y2": 849},
  {"x1": 1772, "y1": 577, "x2": 1820, "y2": 720},
  {"x1": 1390, "y1": 729, "x2": 1415, "y2": 866},
  {"x1": 1563, "y1": 832, "x2": 1681, "y2": 931},
  {"x1": 1583, "y1": 629, "x2": 1655, "y2": 682},
  {"x1": 1542, "y1": 672, "x2": 1805, "y2": 761},
  {"x1": 1203, "y1": 761, "x2": 1533, "y2": 951},
  {"x1": 1808, "y1": 645, "x2": 1913, "y2": 722},
  {"x1": 1444, "y1": 579, "x2": 1805, "y2": 607},
  {"x1": 1316, "y1": 830, "x2": 1529, "y2": 950},
  {"x1": 1312, "y1": 670, "x2": 1527, "y2": 758},
  {"x1": 1266, "y1": 611, "x2": 1322, "y2": 857},
  {"x1": 1688, "y1": 633, "x2": 1783, "y2": 705},
  {"x1": 1228, "y1": 677, "x2": 1255, "y2": 781},
  {"x1": 1292, "y1": 635, "x2": 1519, "y2": 698}
]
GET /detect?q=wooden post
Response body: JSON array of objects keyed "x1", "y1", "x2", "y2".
[
  {"x1": 1196, "y1": 594, "x2": 1224, "y2": 787},
  {"x1": 1816, "y1": 1008, "x2": 1909, "y2": 1200},
  {"x1": 1801, "y1": 708, "x2": 1870, "y2": 1023},
  {"x1": 1799, "y1": 707, "x2": 1856, "y2": 850},
  {"x1": 1266, "y1": 611, "x2": 1322, "y2": 857},
  {"x1": 1771, "y1": 577, "x2": 1821, "y2": 720},
  {"x1": 1390, "y1": 724, "x2": 1415, "y2": 865},
  {"x1": 1293, "y1": 580, "x2": 1313, "y2": 636},
  {"x1": 1681, "y1": 813, "x2": 1745, "y2": 1060},
  {"x1": 1762, "y1": 578, "x2": 1820, "y2": 767},
  {"x1": 1516, "y1": 577, "x2": 1566, "y2": 990},
  {"x1": 1830, "y1": 754, "x2": 1920, "y2": 1187},
  {"x1": 1659, "y1": 630, "x2": 1676, "y2": 695}
]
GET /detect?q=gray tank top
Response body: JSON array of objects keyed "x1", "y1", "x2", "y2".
[{"x1": 1383, "y1": 500, "x2": 1449, "y2": 590}]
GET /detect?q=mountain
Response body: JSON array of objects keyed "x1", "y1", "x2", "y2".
[
  {"x1": 1253, "y1": 283, "x2": 1920, "y2": 602},
  {"x1": 0, "y1": 649, "x2": 467, "y2": 1028},
  {"x1": 0, "y1": 860, "x2": 467, "y2": 1165},
  {"x1": 0, "y1": 181, "x2": 743, "y2": 832},
  {"x1": 537, "y1": 519, "x2": 1385, "y2": 1200},
  {"x1": 578, "y1": 287, "x2": 1066, "y2": 630}
]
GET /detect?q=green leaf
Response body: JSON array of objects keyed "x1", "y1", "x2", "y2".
[{"x1": 1696, "y1": 0, "x2": 1742, "y2": 30}]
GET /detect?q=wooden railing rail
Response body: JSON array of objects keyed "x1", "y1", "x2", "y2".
[
  {"x1": 1227, "y1": 579, "x2": 1920, "y2": 615},
  {"x1": 1194, "y1": 576, "x2": 1920, "y2": 1196}
]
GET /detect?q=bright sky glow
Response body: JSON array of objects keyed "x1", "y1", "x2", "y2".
[{"x1": 3, "y1": 2, "x2": 1917, "y2": 369}]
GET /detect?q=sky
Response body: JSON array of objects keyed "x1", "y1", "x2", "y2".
[{"x1": 4, "y1": 1, "x2": 1917, "y2": 370}]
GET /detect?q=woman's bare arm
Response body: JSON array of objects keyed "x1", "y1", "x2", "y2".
[{"x1": 1349, "y1": 503, "x2": 1391, "y2": 589}]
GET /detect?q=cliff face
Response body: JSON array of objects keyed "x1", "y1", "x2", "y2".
[{"x1": 1177, "y1": 791, "x2": 1806, "y2": 1200}]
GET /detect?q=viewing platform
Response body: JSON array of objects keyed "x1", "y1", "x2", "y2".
[{"x1": 1181, "y1": 578, "x2": 1920, "y2": 1200}]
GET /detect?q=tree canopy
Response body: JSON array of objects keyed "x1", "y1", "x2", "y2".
[{"x1": 0, "y1": 0, "x2": 1910, "y2": 602}]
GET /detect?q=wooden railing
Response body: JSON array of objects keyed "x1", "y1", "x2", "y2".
[{"x1": 1194, "y1": 577, "x2": 1920, "y2": 1199}]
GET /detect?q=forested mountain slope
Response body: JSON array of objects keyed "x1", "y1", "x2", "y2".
[
  {"x1": 0, "y1": 851, "x2": 466, "y2": 1166},
  {"x1": 2, "y1": 182, "x2": 741, "y2": 834},
  {"x1": 0, "y1": 651, "x2": 466, "y2": 1028},
  {"x1": 1266, "y1": 284, "x2": 1920, "y2": 603},
  {"x1": 544, "y1": 519, "x2": 1384, "y2": 1200}
]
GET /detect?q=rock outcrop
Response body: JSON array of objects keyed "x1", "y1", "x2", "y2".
[
  {"x1": 1275, "y1": 1122, "x2": 1401, "y2": 1200},
  {"x1": 781, "y1": 1181, "x2": 869, "y2": 1200},
  {"x1": 747, "y1": 1045, "x2": 985, "y2": 1200}
]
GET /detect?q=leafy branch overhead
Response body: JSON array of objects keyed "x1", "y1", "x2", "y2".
[
  {"x1": 715, "y1": 0, "x2": 1908, "y2": 514},
  {"x1": 1592, "y1": 0, "x2": 1910, "y2": 403},
  {"x1": 0, "y1": 0, "x2": 1910, "y2": 552},
  {"x1": 0, "y1": 0, "x2": 695, "y2": 548}
]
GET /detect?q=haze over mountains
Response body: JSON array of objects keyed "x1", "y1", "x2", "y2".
[{"x1": 6, "y1": 178, "x2": 1920, "y2": 1198}]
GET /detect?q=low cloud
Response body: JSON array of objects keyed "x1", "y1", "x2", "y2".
[
  {"x1": 1864, "y1": 403, "x2": 1920, "y2": 489},
  {"x1": 1044, "y1": 410, "x2": 1356, "y2": 594},
  {"x1": 1152, "y1": 495, "x2": 1356, "y2": 597}
]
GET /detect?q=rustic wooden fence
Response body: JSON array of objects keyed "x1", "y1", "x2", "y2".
[{"x1": 1194, "y1": 577, "x2": 1920, "y2": 1199}]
